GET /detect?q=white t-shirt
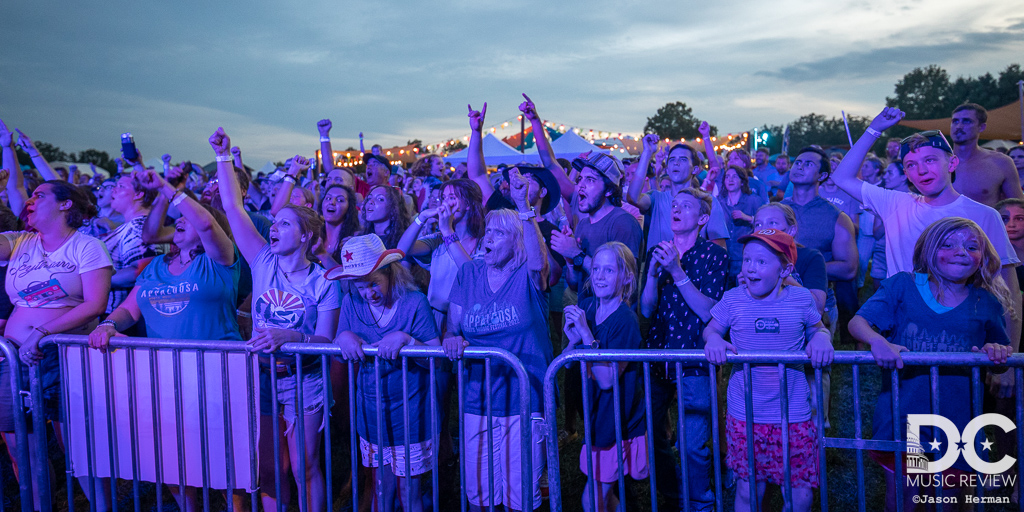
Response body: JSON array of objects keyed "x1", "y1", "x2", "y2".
[
  {"x1": 860, "y1": 182, "x2": 1020, "y2": 276},
  {"x1": 3, "y1": 231, "x2": 113, "y2": 309}
]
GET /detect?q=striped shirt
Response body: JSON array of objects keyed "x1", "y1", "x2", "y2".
[{"x1": 711, "y1": 285, "x2": 820, "y2": 424}]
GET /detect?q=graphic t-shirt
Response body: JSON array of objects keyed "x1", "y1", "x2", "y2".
[
  {"x1": 3, "y1": 231, "x2": 112, "y2": 309},
  {"x1": 857, "y1": 272, "x2": 1009, "y2": 470},
  {"x1": 711, "y1": 286, "x2": 821, "y2": 423},
  {"x1": 249, "y1": 244, "x2": 341, "y2": 362},
  {"x1": 338, "y1": 291, "x2": 439, "y2": 446},
  {"x1": 448, "y1": 260, "x2": 552, "y2": 415},
  {"x1": 102, "y1": 216, "x2": 165, "y2": 313},
  {"x1": 579, "y1": 298, "x2": 646, "y2": 448},
  {"x1": 135, "y1": 250, "x2": 242, "y2": 341}
]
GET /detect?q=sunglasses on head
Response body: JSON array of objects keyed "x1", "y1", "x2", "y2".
[{"x1": 900, "y1": 130, "x2": 943, "y2": 145}]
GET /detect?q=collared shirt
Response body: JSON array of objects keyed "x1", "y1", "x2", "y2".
[{"x1": 646, "y1": 237, "x2": 728, "y2": 378}]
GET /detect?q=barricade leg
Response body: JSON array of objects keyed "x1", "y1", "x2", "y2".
[{"x1": 0, "y1": 338, "x2": 34, "y2": 512}]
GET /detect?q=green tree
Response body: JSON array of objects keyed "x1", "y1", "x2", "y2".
[
  {"x1": 74, "y1": 148, "x2": 116, "y2": 173},
  {"x1": 406, "y1": 139, "x2": 423, "y2": 149},
  {"x1": 759, "y1": 114, "x2": 872, "y2": 154},
  {"x1": 643, "y1": 101, "x2": 717, "y2": 140}
]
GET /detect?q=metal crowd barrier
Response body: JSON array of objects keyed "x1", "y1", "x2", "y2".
[
  {"x1": 6, "y1": 335, "x2": 532, "y2": 512},
  {"x1": 543, "y1": 349, "x2": 1024, "y2": 512},
  {"x1": 0, "y1": 337, "x2": 33, "y2": 512}
]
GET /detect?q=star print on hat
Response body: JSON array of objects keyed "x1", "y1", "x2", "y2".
[{"x1": 325, "y1": 234, "x2": 405, "y2": 280}]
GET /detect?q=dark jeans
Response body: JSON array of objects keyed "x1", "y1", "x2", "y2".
[{"x1": 650, "y1": 374, "x2": 715, "y2": 512}]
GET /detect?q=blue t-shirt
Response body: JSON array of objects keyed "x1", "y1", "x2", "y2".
[
  {"x1": 338, "y1": 291, "x2": 439, "y2": 446},
  {"x1": 857, "y1": 272, "x2": 1009, "y2": 471},
  {"x1": 449, "y1": 260, "x2": 552, "y2": 416},
  {"x1": 136, "y1": 251, "x2": 242, "y2": 341},
  {"x1": 579, "y1": 298, "x2": 646, "y2": 448}
]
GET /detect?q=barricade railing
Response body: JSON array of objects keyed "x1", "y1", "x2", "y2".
[
  {"x1": 0, "y1": 337, "x2": 33, "y2": 512},
  {"x1": 543, "y1": 349, "x2": 1024, "y2": 512},
  {"x1": 16, "y1": 334, "x2": 533, "y2": 512}
]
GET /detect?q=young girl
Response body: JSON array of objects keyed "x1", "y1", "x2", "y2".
[
  {"x1": 563, "y1": 241, "x2": 648, "y2": 512},
  {"x1": 704, "y1": 229, "x2": 833, "y2": 512},
  {"x1": 331, "y1": 234, "x2": 441, "y2": 512},
  {"x1": 849, "y1": 217, "x2": 1014, "y2": 512}
]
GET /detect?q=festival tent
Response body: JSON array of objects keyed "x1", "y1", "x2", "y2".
[
  {"x1": 546, "y1": 129, "x2": 610, "y2": 159},
  {"x1": 443, "y1": 134, "x2": 541, "y2": 165},
  {"x1": 898, "y1": 98, "x2": 1023, "y2": 141}
]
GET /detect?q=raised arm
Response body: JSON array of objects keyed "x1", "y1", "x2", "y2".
[
  {"x1": 520, "y1": 94, "x2": 573, "y2": 204},
  {"x1": 270, "y1": 156, "x2": 309, "y2": 216},
  {"x1": 139, "y1": 169, "x2": 235, "y2": 266},
  {"x1": 396, "y1": 208, "x2": 438, "y2": 258},
  {"x1": 832, "y1": 107, "x2": 905, "y2": 203},
  {"x1": 640, "y1": 254, "x2": 662, "y2": 318},
  {"x1": 510, "y1": 167, "x2": 549, "y2": 290},
  {"x1": 209, "y1": 128, "x2": 266, "y2": 262},
  {"x1": 142, "y1": 164, "x2": 188, "y2": 244},
  {"x1": 0, "y1": 120, "x2": 27, "y2": 215},
  {"x1": 318, "y1": 119, "x2": 335, "y2": 174},
  {"x1": 698, "y1": 122, "x2": 719, "y2": 192},
  {"x1": 466, "y1": 103, "x2": 495, "y2": 204},
  {"x1": 628, "y1": 134, "x2": 659, "y2": 212},
  {"x1": 14, "y1": 129, "x2": 57, "y2": 181}
]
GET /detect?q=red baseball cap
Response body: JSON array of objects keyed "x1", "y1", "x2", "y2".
[{"x1": 738, "y1": 229, "x2": 797, "y2": 265}]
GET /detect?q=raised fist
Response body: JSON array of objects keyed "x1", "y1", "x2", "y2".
[
  {"x1": 209, "y1": 127, "x2": 231, "y2": 155},
  {"x1": 868, "y1": 107, "x2": 905, "y2": 133},
  {"x1": 642, "y1": 133, "x2": 660, "y2": 154},
  {"x1": 698, "y1": 121, "x2": 712, "y2": 138},
  {"x1": 161, "y1": 153, "x2": 172, "y2": 163},
  {"x1": 230, "y1": 146, "x2": 241, "y2": 157},
  {"x1": 468, "y1": 103, "x2": 487, "y2": 132},
  {"x1": 317, "y1": 119, "x2": 332, "y2": 137},
  {"x1": 288, "y1": 155, "x2": 311, "y2": 177}
]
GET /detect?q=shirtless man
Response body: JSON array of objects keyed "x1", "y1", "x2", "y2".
[{"x1": 950, "y1": 103, "x2": 1023, "y2": 207}]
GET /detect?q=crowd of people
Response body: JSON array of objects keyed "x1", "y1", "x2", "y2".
[{"x1": 0, "y1": 96, "x2": 1021, "y2": 512}]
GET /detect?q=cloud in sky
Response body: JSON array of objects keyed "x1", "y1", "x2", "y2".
[{"x1": 0, "y1": 0, "x2": 1021, "y2": 163}]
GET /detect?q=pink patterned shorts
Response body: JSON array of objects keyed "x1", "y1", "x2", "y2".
[{"x1": 725, "y1": 415, "x2": 819, "y2": 488}]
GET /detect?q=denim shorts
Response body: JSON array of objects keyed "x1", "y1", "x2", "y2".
[{"x1": 259, "y1": 367, "x2": 331, "y2": 435}]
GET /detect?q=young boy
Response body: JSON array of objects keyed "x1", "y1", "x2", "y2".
[
  {"x1": 704, "y1": 228, "x2": 833, "y2": 512},
  {"x1": 830, "y1": 106, "x2": 1022, "y2": 397}
]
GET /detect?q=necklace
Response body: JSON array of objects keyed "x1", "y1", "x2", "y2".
[
  {"x1": 41, "y1": 229, "x2": 75, "y2": 260},
  {"x1": 282, "y1": 264, "x2": 312, "y2": 277},
  {"x1": 369, "y1": 302, "x2": 394, "y2": 327},
  {"x1": 176, "y1": 251, "x2": 194, "y2": 268}
]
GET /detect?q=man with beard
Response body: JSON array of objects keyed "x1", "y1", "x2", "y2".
[
  {"x1": 551, "y1": 153, "x2": 642, "y2": 303},
  {"x1": 627, "y1": 132, "x2": 731, "y2": 251},
  {"x1": 949, "y1": 103, "x2": 1023, "y2": 207}
]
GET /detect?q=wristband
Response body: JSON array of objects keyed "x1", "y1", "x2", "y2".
[
  {"x1": 34, "y1": 326, "x2": 51, "y2": 337},
  {"x1": 236, "y1": 310, "x2": 252, "y2": 319},
  {"x1": 442, "y1": 233, "x2": 460, "y2": 246},
  {"x1": 414, "y1": 215, "x2": 425, "y2": 226},
  {"x1": 518, "y1": 208, "x2": 536, "y2": 221},
  {"x1": 215, "y1": 155, "x2": 233, "y2": 162},
  {"x1": 98, "y1": 320, "x2": 118, "y2": 329},
  {"x1": 865, "y1": 127, "x2": 883, "y2": 139},
  {"x1": 301, "y1": 332, "x2": 310, "y2": 343},
  {"x1": 171, "y1": 191, "x2": 187, "y2": 207},
  {"x1": 319, "y1": 137, "x2": 330, "y2": 143},
  {"x1": 674, "y1": 277, "x2": 691, "y2": 288},
  {"x1": 283, "y1": 176, "x2": 297, "y2": 185}
]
